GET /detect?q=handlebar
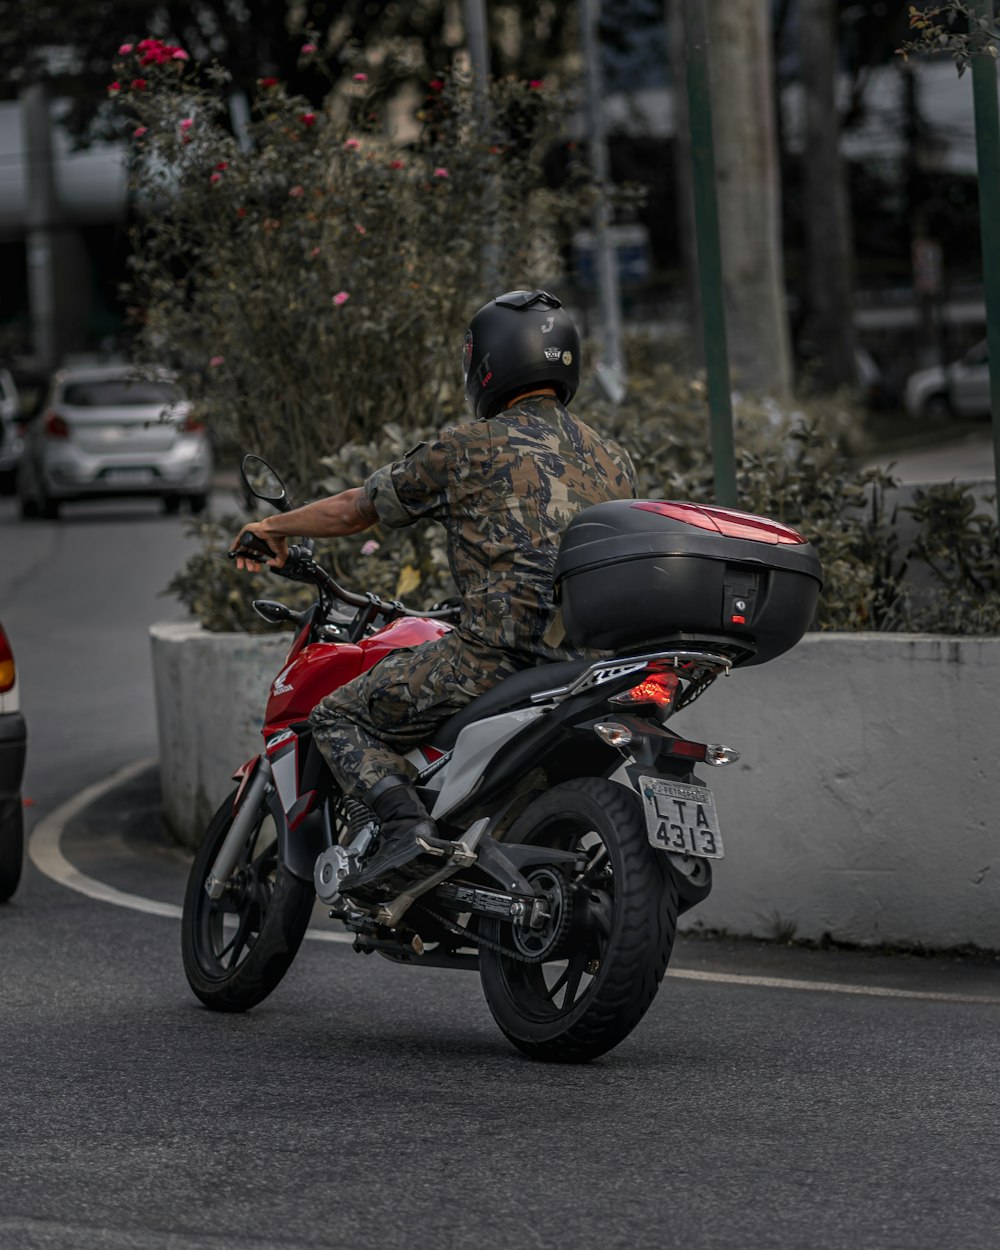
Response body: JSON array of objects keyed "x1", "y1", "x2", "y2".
[{"x1": 230, "y1": 536, "x2": 460, "y2": 624}]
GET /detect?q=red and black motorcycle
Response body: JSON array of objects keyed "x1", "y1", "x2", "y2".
[{"x1": 181, "y1": 455, "x2": 821, "y2": 1062}]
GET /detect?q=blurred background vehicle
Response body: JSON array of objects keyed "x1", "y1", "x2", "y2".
[
  {"x1": 16, "y1": 363, "x2": 212, "y2": 520},
  {"x1": 0, "y1": 368, "x2": 23, "y2": 495},
  {"x1": 0, "y1": 622, "x2": 26, "y2": 902},
  {"x1": 903, "y1": 340, "x2": 990, "y2": 420}
]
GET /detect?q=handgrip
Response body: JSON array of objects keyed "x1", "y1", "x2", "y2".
[{"x1": 229, "y1": 531, "x2": 277, "y2": 561}]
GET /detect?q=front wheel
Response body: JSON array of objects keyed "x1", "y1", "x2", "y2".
[
  {"x1": 182, "y1": 787, "x2": 315, "y2": 1012},
  {"x1": 479, "y1": 779, "x2": 678, "y2": 1063}
]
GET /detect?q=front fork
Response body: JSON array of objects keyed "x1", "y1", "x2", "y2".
[{"x1": 204, "y1": 763, "x2": 273, "y2": 900}]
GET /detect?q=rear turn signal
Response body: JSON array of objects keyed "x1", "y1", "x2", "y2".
[
  {"x1": 44, "y1": 412, "x2": 69, "y2": 439},
  {"x1": 610, "y1": 671, "x2": 679, "y2": 709},
  {"x1": 0, "y1": 625, "x2": 15, "y2": 693}
]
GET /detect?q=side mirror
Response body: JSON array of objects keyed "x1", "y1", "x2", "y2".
[{"x1": 240, "y1": 454, "x2": 292, "y2": 512}]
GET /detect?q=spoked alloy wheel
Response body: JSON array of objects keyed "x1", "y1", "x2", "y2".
[
  {"x1": 478, "y1": 778, "x2": 678, "y2": 1063},
  {"x1": 182, "y1": 787, "x2": 314, "y2": 1012}
]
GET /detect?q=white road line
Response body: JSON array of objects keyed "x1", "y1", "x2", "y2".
[
  {"x1": 665, "y1": 968, "x2": 1000, "y2": 1006},
  {"x1": 27, "y1": 761, "x2": 1000, "y2": 1003},
  {"x1": 27, "y1": 756, "x2": 352, "y2": 943}
]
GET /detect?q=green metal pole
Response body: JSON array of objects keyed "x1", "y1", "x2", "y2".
[
  {"x1": 680, "y1": 0, "x2": 736, "y2": 508},
  {"x1": 971, "y1": 0, "x2": 1000, "y2": 506}
]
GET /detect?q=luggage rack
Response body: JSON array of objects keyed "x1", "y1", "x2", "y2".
[{"x1": 530, "y1": 635, "x2": 756, "y2": 710}]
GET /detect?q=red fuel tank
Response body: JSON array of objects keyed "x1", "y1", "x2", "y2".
[
  {"x1": 264, "y1": 642, "x2": 365, "y2": 729},
  {"x1": 262, "y1": 617, "x2": 452, "y2": 732},
  {"x1": 358, "y1": 616, "x2": 452, "y2": 671}
]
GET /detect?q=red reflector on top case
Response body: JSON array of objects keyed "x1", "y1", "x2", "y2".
[
  {"x1": 731, "y1": 615, "x2": 746, "y2": 625},
  {"x1": 631, "y1": 501, "x2": 806, "y2": 545}
]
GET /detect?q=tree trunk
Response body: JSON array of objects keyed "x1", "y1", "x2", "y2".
[
  {"x1": 799, "y1": 0, "x2": 857, "y2": 390},
  {"x1": 706, "y1": 0, "x2": 792, "y2": 397}
]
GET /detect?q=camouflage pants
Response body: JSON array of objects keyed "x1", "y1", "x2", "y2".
[{"x1": 309, "y1": 632, "x2": 524, "y2": 797}]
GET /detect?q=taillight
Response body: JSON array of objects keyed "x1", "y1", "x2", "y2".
[
  {"x1": 611, "y1": 671, "x2": 679, "y2": 708},
  {"x1": 631, "y1": 500, "x2": 806, "y2": 545},
  {"x1": 44, "y1": 411, "x2": 70, "y2": 439},
  {"x1": 0, "y1": 625, "x2": 15, "y2": 693}
]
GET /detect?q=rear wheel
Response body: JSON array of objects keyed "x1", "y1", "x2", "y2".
[
  {"x1": 162, "y1": 495, "x2": 181, "y2": 515},
  {"x1": 181, "y1": 787, "x2": 315, "y2": 1011},
  {"x1": 0, "y1": 797, "x2": 24, "y2": 902},
  {"x1": 0, "y1": 468, "x2": 16, "y2": 497},
  {"x1": 479, "y1": 778, "x2": 678, "y2": 1063},
  {"x1": 186, "y1": 492, "x2": 208, "y2": 514}
]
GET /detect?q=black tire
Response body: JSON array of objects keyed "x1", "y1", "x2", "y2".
[
  {"x1": 921, "y1": 392, "x2": 951, "y2": 421},
  {"x1": 0, "y1": 468, "x2": 16, "y2": 497},
  {"x1": 39, "y1": 492, "x2": 59, "y2": 520},
  {"x1": 479, "y1": 778, "x2": 678, "y2": 1063},
  {"x1": 181, "y1": 787, "x2": 315, "y2": 1012},
  {"x1": 162, "y1": 495, "x2": 181, "y2": 515},
  {"x1": 0, "y1": 797, "x2": 24, "y2": 903},
  {"x1": 187, "y1": 492, "x2": 208, "y2": 514},
  {"x1": 18, "y1": 495, "x2": 38, "y2": 520}
]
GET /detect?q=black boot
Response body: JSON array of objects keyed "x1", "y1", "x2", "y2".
[{"x1": 340, "y1": 776, "x2": 442, "y2": 895}]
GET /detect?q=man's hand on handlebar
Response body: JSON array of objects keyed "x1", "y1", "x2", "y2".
[{"x1": 230, "y1": 522, "x2": 289, "y2": 572}]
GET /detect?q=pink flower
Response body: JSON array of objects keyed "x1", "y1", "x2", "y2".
[
  {"x1": 353, "y1": 72, "x2": 368, "y2": 82},
  {"x1": 259, "y1": 76, "x2": 279, "y2": 89},
  {"x1": 344, "y1": 138, "x2": 361, "y2": 151},
  {"x1": 433, "y1": 166, "x2": 449, "y2": 178},
  {"x1": 118, "y1": 43, "x2": 133, "y2": 55},
  {"x1": 209, "y1": 356, "x2": 224, "y2": 368},
  {"x1": 179, "y1": 118, "x2": 194, "y2": 131},
  {"x1": 310, "y1": 247, "x2": 321, "y2": 258},
  {"x1": 389, "y1": 159, "x2": 404, "y2": 170},
  {"x1": 215, "y1": 161, "x2": 229, "y2": 171},
  {"x1": 107, "y1": 81, "x2": 122, "y2": 95},
  {"x1": 138, "y1": 38, "x2": 158, "y2": 50},
  {"x1": 529, "y1": 79, "x2": 544, "y2": 90},
  {"x1": 131, "y1": 77, "x2": 148, "y2": 90},
  {"x1": 360, "y1": 539, "x2": 380, "y2": 556},
  {"x1": 133, "y1": 125, "x2": 147, "y2": 137},
  {"x1": 332, "y1": 291, "x2": 350, "y2": 306},
  {"x1": 429, "y1": 78, "x2": 444, "y2": 92},
  {"x1": 171, "y1": 49, "x2": 189, "y2": 61},
  {"x1": 210, "y1": 173, "x2": 222, "y2": 184},
  {"x1": 355, "y1": 223, "x2": 366, "y2": 234},
  {"x1": 300, "y1": 43, "x2": 317, "y2": 54},
  {"x1": 289, "y1": 185, "x2": 304, "y2": 197},
  {"x1": 299, "y1": 112, "x2": 317, "y2": 128}
]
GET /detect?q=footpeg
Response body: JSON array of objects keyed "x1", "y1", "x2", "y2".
[{"x1": 415, "y1": 833, "x2": 456, "y2": 858}]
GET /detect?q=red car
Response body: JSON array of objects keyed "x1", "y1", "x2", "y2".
[{"x1": 0, "y1": 623, "x2": 26, "y2": 901}]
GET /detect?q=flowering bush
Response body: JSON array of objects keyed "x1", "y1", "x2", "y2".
[{"x1": 114, "y1": 42, "x2": 587, "y2": 500}]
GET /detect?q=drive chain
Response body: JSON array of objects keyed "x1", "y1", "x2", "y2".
[{"x1": 412, "y1": 904, "x2": 542, "y2": 964}]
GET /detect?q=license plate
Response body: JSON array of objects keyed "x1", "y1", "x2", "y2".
[
  {"x1": 104, "y1": 468, "x2": 154, "y2": 484},
  {"x1": 639, "y1": 776, "x2": 724, "y2": 859}
]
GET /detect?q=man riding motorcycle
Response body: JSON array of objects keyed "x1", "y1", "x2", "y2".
[{"x1": 231, "y1": 289, "x2": 636, "y2": 897}]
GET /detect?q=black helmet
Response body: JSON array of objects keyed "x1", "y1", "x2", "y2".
[{"x1": 463, "y1": 289, "x2": 581, "y2": 422}]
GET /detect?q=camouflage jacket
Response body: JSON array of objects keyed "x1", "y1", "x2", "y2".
[{"x1": 363, "y1": 396, "x2": 637, "y2": 661}]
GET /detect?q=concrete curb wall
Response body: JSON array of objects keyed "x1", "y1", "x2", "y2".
[{"x1": 150, "y1": 623, "x2": 1000, "y2": 949}]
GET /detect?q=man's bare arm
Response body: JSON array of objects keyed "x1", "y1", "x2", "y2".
[{"x1": 231, "y1": 487, "x2": 378, "y2": 571}]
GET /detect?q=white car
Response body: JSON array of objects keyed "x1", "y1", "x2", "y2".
[
  {"x1": 0, "y1": 368, "x2": 23, "y2": 495},
  {"x1": 17, "y1": 363, "x2": 213, "y2": 519},
  {"x1": 903, "y1": 340, "x2": 990, "y2": 420},
  {"x1": 0, "y1": 622, "x2": 26, "y2": 902}
]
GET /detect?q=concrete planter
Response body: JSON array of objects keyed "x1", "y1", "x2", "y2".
[
  {"x1": 150, "y1": 623, "x2": 1000, "y2": 949},
  {"x1": 150, "y1": 622, "x2": 291, "y2": 848}
]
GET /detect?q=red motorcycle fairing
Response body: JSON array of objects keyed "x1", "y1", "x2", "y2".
[{"x1": 263, "y1": 615, "x2": 451, "y2": 733}]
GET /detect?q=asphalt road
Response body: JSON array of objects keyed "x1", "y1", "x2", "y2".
[{"x1": 1, "y1": 487, "x2": 999, "y2": 1250}]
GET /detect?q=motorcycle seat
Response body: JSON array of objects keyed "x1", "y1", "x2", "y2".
[{"x1": 432, "y1": 657, "x2": 592, "y2": 751}]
